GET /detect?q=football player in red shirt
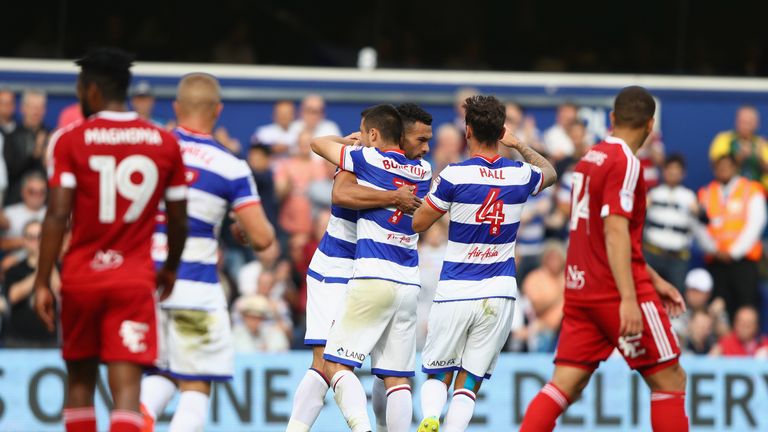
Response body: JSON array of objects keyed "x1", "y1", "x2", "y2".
[
  {"x1": 520, "y1": 87, "x2": 689, "y2": 432},
  {"x1": 33, "y1": 48, "x2": 188, "y2": 432}
]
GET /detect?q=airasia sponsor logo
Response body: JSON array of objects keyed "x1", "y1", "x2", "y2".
[{"x1": 467, "y1": 246, "x2": 500, "y2": 260}]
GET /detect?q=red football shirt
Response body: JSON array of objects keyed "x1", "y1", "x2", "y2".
[
  {"x1": 564, "y1": 136, "x2": 654, "y2": 304},
  {"x1": 48, "y1": 111, "x2": 187, "y2": 290}
]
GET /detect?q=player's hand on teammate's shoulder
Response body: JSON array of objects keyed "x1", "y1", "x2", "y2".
[
  {"x1": 32, "y1": 282, "x2": 56, "y2": 332},
  {"x1": 619, "y1": 297, "x2": 643, "y2": 336},
  {"x1": 156, "y1": 267, "x2": 177, "y2": 302},
  {"x1": 393, "y1": 185, "x2": 421, "y2": 214},
  {"x1": 499, "y1": 128, "x2": 523, "y2": 150}
]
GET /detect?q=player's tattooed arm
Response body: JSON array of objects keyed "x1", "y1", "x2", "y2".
[
  {"x1": 33, "y1": 187, "x2": 74, "y2": 332},
  {"x1": 499, "y1": 131, "x2": 558, "y2": 190},
  {"x1": 310, "y1": 135, "x2": 356, "y2": 167},
  {"x1": 332, "y1": 171, "x2": 421, "y2": 213}
]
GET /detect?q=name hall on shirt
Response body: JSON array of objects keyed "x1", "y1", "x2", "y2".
[{"x1": 479, "y1": 167, "x2": 505, "y2": 180}]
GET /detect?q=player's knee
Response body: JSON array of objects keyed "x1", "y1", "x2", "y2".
[{"x1": 646, "y1": 363, "x2": 687, "y2": 392}]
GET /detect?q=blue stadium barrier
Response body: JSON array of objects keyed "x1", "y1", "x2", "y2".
[{"x1": 1, "y1": 350, "x2": 767, "y2": 431}]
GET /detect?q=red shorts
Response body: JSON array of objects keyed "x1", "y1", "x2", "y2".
[
  {"x1": 60, "y1": 282, "x2": 157, "y2": 366},
  {"x1": 554, "y1": 297, "x2": 680, "y2": 376}
]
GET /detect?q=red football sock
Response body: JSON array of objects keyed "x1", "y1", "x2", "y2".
[
  {"x1": 63, "y1": 407, "x2": 97, "y2": 432},
  {"x1": 651, "y1": 391, "x2": 688, "y2": 432},
  {"x1": 110, "y1": 409, "x2": 144, "y2": 432},
  {"x1": 519, "y1": 382, "x2": 571, "y2": 432}
]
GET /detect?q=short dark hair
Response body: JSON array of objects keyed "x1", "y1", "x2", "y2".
[
  {"x1": 613, "y1": 86, "x2": 656, "y2": 129},
  {"x1": 249, "y1": 143, "x2": 272, "y2": 155},
  {"x1": 75, "y1": 47, "x2": 135, "y2": 102},
  {"x1": 361, "y1": 104, "x2": 403, "y2": 144},
  {"x1": 396, "y1": 103, "x2": 433, "y2": 128},
  {"x1": 464, "y1": 95, "x2": 505, "y2": 144},
  {"x1": 664, "y1": 153, "x2": 686, "y2": 170}
]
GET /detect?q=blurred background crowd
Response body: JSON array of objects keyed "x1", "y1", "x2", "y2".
[{"x1": 2, "y1": 84, "x2": 768, "y2": 361}]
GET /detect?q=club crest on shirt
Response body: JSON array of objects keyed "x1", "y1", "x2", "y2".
[
  {"x1": 119, "y1": 320, "x2": 149, "y2": 353},
  {"x1": 620, "y1": 190, "x2": 634, "y2": 213},
  {"x1": 90, "y1": 249, "x2": 124, "y2": 271}
]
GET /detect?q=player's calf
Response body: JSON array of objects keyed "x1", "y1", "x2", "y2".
[
  {"x1": 644, "y1": 362, "x2": 689, "y2": 432},
  {"x1": 287, "y1": 346, "x2": 332, "y2": 432},
  {"x1": 383, "y1": 377, "x2": 412, "y2": 432}
]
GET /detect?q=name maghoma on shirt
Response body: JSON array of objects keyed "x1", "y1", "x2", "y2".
[{"x1": 84, "y1": 128, "x2": 162, "y2": 145}]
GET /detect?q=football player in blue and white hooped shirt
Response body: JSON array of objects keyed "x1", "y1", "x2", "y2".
[
  {"x1": 140, "y1": 74, "x2": 275, "y2": 432},
  {"x1": 310, "y1": 105, "x2": 432, "y2": 432},
  {"x1": 412, "y1": 95, "x2": 557, "y2": 432},
  {"x1": 286, "y1": 104, "x2": 431, "y2": 432}
]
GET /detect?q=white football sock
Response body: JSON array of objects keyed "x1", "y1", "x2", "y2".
[
  {"x1": 371, "y1": 376, "x2": 388, "y2": 431},
  {"x1": 385, "y1": 384, "x2": 412, "y2": 432},
  {"x1": 443, "y1": 389, "x2": 476, "y2": 432},
  {"x1": 169, "y1": 390, "x2": 209, "y2": 432},
  {"x1": 287, "y1": 368, "x2": 330, "y2": 432},
  {"x1": 140, "y1": 374, "x2": 177, "y2": 420},
  {"x1": 420, "y1": 378, "x2": 448, "y2": 419},
  {"x1": 331, "y1": 370, "x2": 372, "y2": 432}
]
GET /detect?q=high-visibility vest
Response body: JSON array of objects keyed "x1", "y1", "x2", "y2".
[{"x1": 698, "y1": 177, "x2": 763, "y2": 261}]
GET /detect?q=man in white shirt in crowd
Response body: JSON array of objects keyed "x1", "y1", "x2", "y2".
[
  {"x1": 287, "y1": 94, "x2": 341, "y2": 145},
  {"x1": 542, "y1": 102, "x2": 578, "y2": 161},
  {"x1": 2, "y1": 172, "x2": 46, "y2": 253},
  {"x1": 252, "y1": 100, "x2": 295, "y2": 155},
  {"x1": 643, "y1": 154, "x2": 698, "y2": 292}
]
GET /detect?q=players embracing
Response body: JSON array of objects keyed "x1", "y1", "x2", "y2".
[{"x1": 412, "y1": 95, "x2": 557, "y2": 432}]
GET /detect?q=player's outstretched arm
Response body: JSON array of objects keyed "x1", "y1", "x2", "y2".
[
  {"x1": 310, "y1": 135, "x2": 356, "y2": 167},
  {"x1": 332, "y1": 171, "x2": 422, "y2": 213},
  {"x1": 33, "y1": 187, "x2": 73, "y2": 332},
  {"x1": 499, "y1": 131, "x2": 558, "y2": 190},
  {"x1": 234, "y1": 203, "x2": 275, "y2": 251},
  {"x1": 604, "y1": 215, "x2": 643, "y2": 336},
  {"x1": 158, "y1": 199, "x2": 188, "y2": 301},
  {"x1": 412, "y1": 202, "x2": 444, "y2": 233}
]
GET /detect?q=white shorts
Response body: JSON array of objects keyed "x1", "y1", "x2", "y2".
[
  {"x1": 421, "y1": 298, "x2": 515, "y2": 380},
  {"x1": 324, "y1": 279, "x2": 418, "y2": 377},
  {"x1": 155, "y1": 307, "x2": 234, "y2": 381},
  {"x1": 304, "y1": 276, "x2": 347, "y2": 346}
]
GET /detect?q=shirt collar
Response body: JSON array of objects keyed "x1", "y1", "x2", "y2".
[
  {"x1": 472, "y1": 154, "x2": 501, "y2": 164},
  {"x1": 93, "y1": 111, "x2": 139, "y2": 121},
  {"x1": 604, "y1": 135, "x2": 630, "y2": 150}
]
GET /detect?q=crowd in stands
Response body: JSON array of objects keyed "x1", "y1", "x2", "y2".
[{"x1": 1, "y1": 85, "x2": 768, "y2": 360}]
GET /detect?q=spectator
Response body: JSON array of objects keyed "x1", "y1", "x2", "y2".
[
  {"x1": 430, "y1": 123, "x2": 465, "y2": 175},
  {"x1": 452, "y1": 87, "x2": 478, "y2": 131},
  {"x1": 542, "y1": 102, "x2": 578, "y2": 161},
  {"x1": 672, "y1": 268, "x2": 729, "y2": 342},
  {"x1": 709, "y1": 106, "x2": 768, "y2": 190},
  {"x1": 237, "y1": 241, "x2": 283, "y2": 297},
  {"x1": 246, "y1": 144, "x2": 278, "y2": 226},
  {"x1": 521, "y1": 241, "x2": 566, "y2": 353},
  {"x1": 644, "y1": 155, "x2": 698, "y2": 292},
  {"x1": 274, "y1": 130, "x2": 327, "y2": 236},
  {"x1": 416, "y1": 220, "x2": 448, "y2": 349},
  {"x1": 2, "y1": 89, "x2": 46, "y2": 205},
  {"x1": 286, "y1": 94, "x2": 341, "y2": 145},
  {"x1": 685, "y1": 311, "x2": 717, "y2": 355},
  {"x1": 503, "y1": 102, "x2": 542, "y2": 154},
  {"x1": 129, "y1": 80, "x2": 164, "y2": 127},
  {"x1": 637, "y1": 131, "x2": 666, "y2": 189},
  {"x1": 710, "y1": 306, "x2": 768, "y2": 357},
  {"x1": 516, "y1": 188, "x2": 553, "y2": 283},
  {"x1": 2, "y1": 172, "x2": 47, "y2": 253},
  {"x1": 56, "y1": 102, "x2": 84, "y2": 129},
  {"x1": 698, "y1": 155, "x2": 767, "y2": 321},
  {"x1": 212, "y1": 22, "x2": 256, "y2": 64},
  {"x1": 252, "y1": 100, "x2": 295, "y2": 155},
  {"x1": 4, "y1": 220, "x2": 59, "y2": 347},
  {"x1": 554, "y1": 120, "x2": 591, "y2": 175},
  {"x1": 213, "y1": 126, "x2": 242, "y2": 155},
  {"x1": 231, "y1": 294, "x2": 290, "y2": 353}
]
